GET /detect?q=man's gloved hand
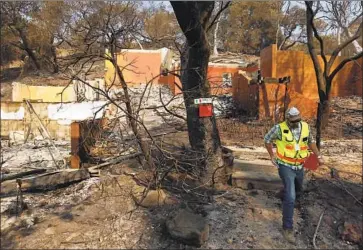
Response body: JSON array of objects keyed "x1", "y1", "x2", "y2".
[{"x1": 271, "y1": 156, "x2": 279, "y2": 168}]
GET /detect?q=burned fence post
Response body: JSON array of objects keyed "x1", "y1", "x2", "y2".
[
  {"x1": 71, "y1": 120, "x2": 103, "y2": 169},
  {"x1": 71, "y1": 122, "x2": 81, "y2": 169},
  {"x1": 248, "y1": 72, "x2": 291, "y2": 121}
]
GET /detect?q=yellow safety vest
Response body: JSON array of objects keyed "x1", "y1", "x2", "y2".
[{"x1": 275, "y1": 121, "x2": 310, "y2": 165}]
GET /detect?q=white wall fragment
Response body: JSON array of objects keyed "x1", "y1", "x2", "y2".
[
  {"x1": 47, "y1": 101, "x2": 108, "y2": 122},
  {"x1": 1, "y1": 107, "x2": 25, "y2": 120},
  {"x1": 56, "y1": 120, "x2": 73, "y2": 125}
]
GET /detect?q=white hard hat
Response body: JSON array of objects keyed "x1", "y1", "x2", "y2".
[{"x1": 286, "y1": 107, "x2": 300, "y2": 119}]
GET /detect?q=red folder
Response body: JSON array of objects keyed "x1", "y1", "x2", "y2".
[{"x1": 303, "y1": 153, "x2": 319, "y2": 171}]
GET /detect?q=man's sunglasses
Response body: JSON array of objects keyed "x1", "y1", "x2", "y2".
[{"x1": 288, "y1": 119, "x2": 301, "y2": 124}]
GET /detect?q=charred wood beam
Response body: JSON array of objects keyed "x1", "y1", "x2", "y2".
[
  {"x1": 0, "y1": 169, "x2": 47, "y2": 183},
  {"x1": 1, "y1": 169, "x2": 90, "y2": 196}
]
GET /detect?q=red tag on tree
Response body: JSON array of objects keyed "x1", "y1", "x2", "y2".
[{"x1": 199, "y1": 104, "x2": 213, "y2": 117}]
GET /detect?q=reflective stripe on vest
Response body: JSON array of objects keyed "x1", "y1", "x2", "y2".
[{"x1": 275, "y1": 121, "x2": 310, "y2": 165}]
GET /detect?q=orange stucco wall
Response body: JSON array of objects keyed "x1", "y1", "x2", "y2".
[
  {"x1": 162, "y1": 70, "x2": 181, "y2": 96},
  {"x1": 256, "y1": 44, "x2": 362, "y2": 121},
  {"x1": 105, "y1": 49, "x2": 259, "y2": 98},
  {"x1": 353, "y1": 57, "x2": 363, "y2": 97},
  {"x1": 105, "y1": 51, "x2": 163, "y2": 87},
  {"x1": 260, "y1": 44, "x2": 277, "y2": 78},
  {"x1": 208, "y1": 65, "x2": 258, "y2": 95},
  {"x1": 167, "y1": 64, "x2": 259, "y2": 96},
  {"x1": 232, "y1": 73, "x2": 259, "y2": 117}
]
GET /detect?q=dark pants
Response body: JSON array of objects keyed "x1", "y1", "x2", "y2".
[{"x1": 278, "y1": 164, "x2": 304, "y2": 230}]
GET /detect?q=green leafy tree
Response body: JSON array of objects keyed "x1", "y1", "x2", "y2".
[
  {"x1": 143, "y1": 7, "x2": 180, "y2": 49},
  {"x1": 1, "y1": 2, "x2": 41, "y2": 70},
  {"x1": 224, "y1": 1, "x2": 280, "y2": 54},
  {"x1": 1, "y1": 1, "x2": 69, "y2": 73}
]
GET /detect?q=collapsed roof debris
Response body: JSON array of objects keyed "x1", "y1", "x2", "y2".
[
  {"x1": 172, "y1": 52, "x2": 260, "y2": 67},
  {"x1": 209, "y1": 52, "x2": 260, "y2": 67}
]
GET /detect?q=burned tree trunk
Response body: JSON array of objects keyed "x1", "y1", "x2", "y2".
[
  {"x1": 306, "y1": 2, "x2": 333, "y2": 150},
  {"x1": 315, "y1": 91, "x2": 330, "y2": 150},
  {"x1": 114, "y1": 60, "x2": 152, "y2": 167},
  {"x1": 316, "y1": 77, "x2": 332, "y2": 150},
  {"x1": 171, "y1": 2, "x2": 225, "y2": 185},
  {"x1": 108, "y1": 41, "x2": 152, "y2": 167},
  {"x1": 183, "y1": 42, "x2": 223, "y2": 183}
]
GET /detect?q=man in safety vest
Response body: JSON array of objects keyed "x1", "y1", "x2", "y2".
[{"x1": 264, "y1": 107, "x2": 324, "y2": 244}]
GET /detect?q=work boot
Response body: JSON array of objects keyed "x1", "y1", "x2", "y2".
[{"x1": 282, "y1": 229, "x2": 296, "y2": 244}]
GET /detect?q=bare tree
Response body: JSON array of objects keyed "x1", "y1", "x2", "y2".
[
  {"x1": 275, "y1": 1, "x2": 286, "y2": 47},
  {"x1": 60, "y1": 1, "x2": 155, "y2": 166},
  {"x1": 170, "y1": 1, "x2": 231, "y2": 186},
  {"x1": 278, "y1": 3, "x2": 306, "y2": 50},
  {"x1": 322, "y1": 1, "x2": 363, "y2": 54},
  {"x1": 305, "y1": 1, "x2": 363, "y2": 149},
  {"x1": 58, "y1": 1, "x2": 222, "y2": 196},
  {"x1": 211, "y1": 2, "x2": 230, "y2": 55}
]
